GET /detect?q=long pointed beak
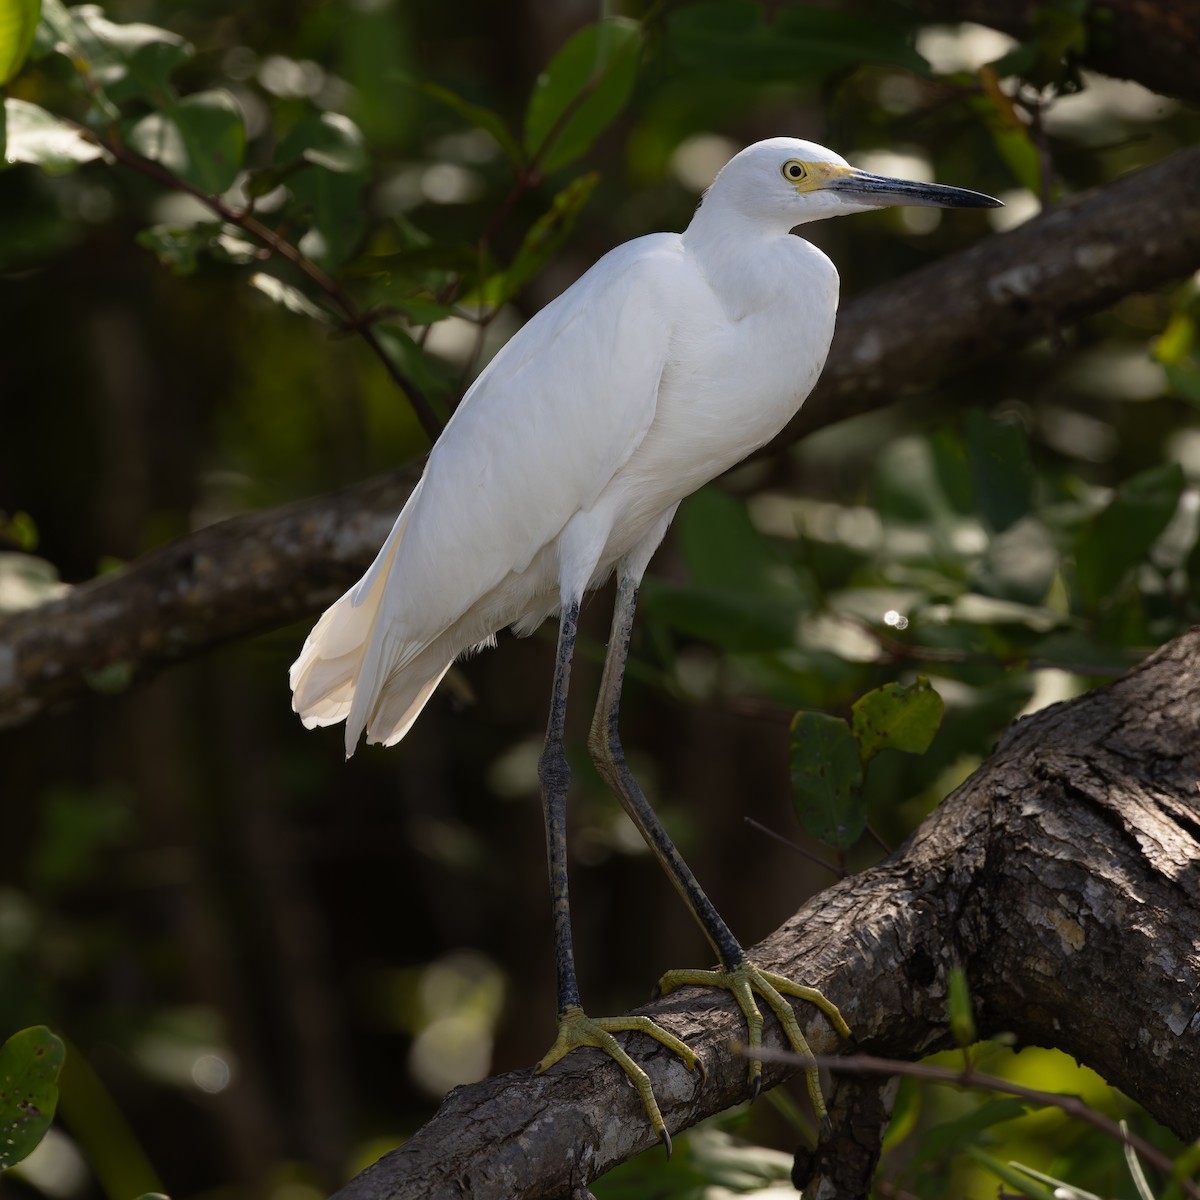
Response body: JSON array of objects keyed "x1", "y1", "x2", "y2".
[{"x1": 829, "y1": 169, "x2": 1002, "y2": 209}]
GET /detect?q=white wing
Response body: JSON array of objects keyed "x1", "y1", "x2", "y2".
[{"x1": 391, "y1": 231, "x2": 685, "y2": 636}]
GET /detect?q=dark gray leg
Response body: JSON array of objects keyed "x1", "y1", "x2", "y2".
[
  {"x1": 587, "y1": 574, "x2": 746, "y2": 970},
  {"x1": 537, "y1": 597, "x2": 582, "y2": 1013}
]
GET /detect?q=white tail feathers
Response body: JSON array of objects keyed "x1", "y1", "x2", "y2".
[{"x1": 289, "y1": 481, "x2": 451, "y2": 757}]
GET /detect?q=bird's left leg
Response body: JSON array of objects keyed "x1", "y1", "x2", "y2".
[
  {"x1": 587, "y1": 572, "x2": 851, "y2": 1126},
  {"x1": 533, "y1": 597, "x2": 702, "y2": 1155}
]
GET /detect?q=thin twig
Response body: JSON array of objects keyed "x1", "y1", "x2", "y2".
[
  {"x1": 96, "y1": 133, "x2": 444, "y2": 443},
  {"x1": 749, "y1": 1047, "x2": 1200, "y2": 1200},
  {"x1": 742, "y1": 817, "x2": 844, "y2": 878}
]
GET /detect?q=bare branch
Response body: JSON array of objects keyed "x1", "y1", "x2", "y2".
[
  {"x1": 325, "y1": 629, "x2": 1200, "y2": 1199},
  {"x1": 3, "y1": 145, "x2": 1199, "y2": 731}
]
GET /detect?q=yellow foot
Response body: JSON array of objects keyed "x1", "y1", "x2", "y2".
[
  {"x1": 656, "y1": 962, "x2": 850, "y2": 1129},
  {"x1": 534, "y1": 1004, "x2": 704, "y2": 1156}
]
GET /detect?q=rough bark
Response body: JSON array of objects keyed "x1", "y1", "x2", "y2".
[
  {"x1": 4, "y1": 144, "x2": 1200, "y2": 732},
  {"x1": 327, "y1": 629, "x2": 1200, "y2": 1200},
  {"x1": 910, "y1": 0, "x2": 1200, "y2": 109}
]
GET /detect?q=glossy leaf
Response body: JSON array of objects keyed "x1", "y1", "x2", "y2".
[
  {"x1": 279, "y1": 113, "x2": 369, "y2": 267},
  {"x1": 1074, "y1": 462, "x2": 1184, "y2": 608},
  {"x1": 971, "y1": 516, "x2": 1058, "y2": 605},
  {"x1": 666, "y1": 1, "x2": 927, "y2": 80},
  {"x1": 966, "y1": 408, "x2": 1034, "y2": 533},
  {"x1": 0, "y1": 1026, "x2": 65, "y2": 1169},
  {"x1": 57, "y1": 6, "x2": 192, "y2": 104},
  {"x1": 248, "y1": 273, "x2": 332, "y2": 322},
  {"x1": 523, "y1": 17, "x2": 640, "y2": 173},
  {"x1": 3, "y1": 97, "x2": 106, "y2": 172},
  {"x1": 790, "y1": 710, "x2": 864, "y2": 850},
  {"x1": 0, "y1": 0, "x2": 40, "y2": 84},
  {"x1": 851, "y1": 677, "x2": 943, "y2": 764},
  {"x1": 127, "y1": 89, "x2": 245, "y2": 193}
]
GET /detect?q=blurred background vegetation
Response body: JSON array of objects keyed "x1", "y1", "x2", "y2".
[{"x1": 1, "y1": 0, "x2": 1198, "y2": 1196}]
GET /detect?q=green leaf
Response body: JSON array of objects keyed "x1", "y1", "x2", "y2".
[
  {"x1": 666, "y1": 1, "x2": 927, "y2": 81},
  {"x1": 1074, "y1": 462, "x2": 1185, "y2": 608},
  {"x1": 281, "y1": 110, "x2": 368, "y2": 175},
  {"x1": 907, "y1": 1098, "x2": 1032, "y2": 1173},
  {"x1": 472, "y1": 172, "x2": 598, "y2": 307},
  {"x1": 523, "y1": 17, "x2": 641, "y2": 174},
  {"x1": 0, "y1": 0, "x2": 40, "y2": 84},
  {"x1": 678, "y1": 487, "x2": 786, "y2": 593},
  {"x1": 2, "y1": 97, "x2": 106, "y2": 172},
  {"x1": 971, "y1": 516, "x2": 1058, "y2": 605},
  {"x1": 642, "y1": 580, "x2": 799, "y2": 653},
  {"x1": 126, "y1": 89, "x2": 245, "y2": 193},
  {"x1": 965, "y1": 1148, "x2": 1061, "y2": 1200},
  {"x1": 135, "y1": 221, "x2": 221, "y2": 275},
  {"x1": 851, "y1": 677, "x2": 944, "y2": 764},
  {"x1": 966, "y1": 408, "x2": 1034, "y2": 533},
  {"x1": 419, "y1": 80, "x2": 522, "y2": 168},
  {"x1": 278, "y1": 113, "x2": 369, "y2": 267},
  {"x1": 0, "y1": 1026, "x2": 65, "y2": 1170},
  {"x1": 946, "y1": 965, "x2": 976, "y2": 1047},
  {"x1": 789, "y1": 711, "x2": 864, "y2": 850},
  {"x1": 53, "y1": 7, "x2": 192, "y2": 105}
]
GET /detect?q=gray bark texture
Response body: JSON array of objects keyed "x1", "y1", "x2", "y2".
[
  {"x1": 328, "y1": 629, "x2": 1200, "y2": 1200},
  {"x1": 3, "y1": 143, "x2": 1200, "y2": 732}
]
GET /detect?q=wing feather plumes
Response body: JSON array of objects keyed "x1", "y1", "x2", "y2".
[{"x1": 289, "y1": 234, "x2": 685, "y2": 754}]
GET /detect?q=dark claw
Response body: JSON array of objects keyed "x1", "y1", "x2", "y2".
[
  {"x1": 749, "y1": 1073, "x2": 762, "y2": 1104},
  {"x1": 696, "y1": 1056, "x2": 708, "y2": 1086},
  {"x1": 819, "y1": 1113, "x2": 833, "y2": 1141},
  {"x1": 659, "y1": 1125, "x2": 673, "y2": 1160}
]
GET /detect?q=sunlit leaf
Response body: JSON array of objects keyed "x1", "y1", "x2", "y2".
[
  {"x1": 523, "y1": 17, "x2": 640, "y2": 173},
  {"x1": 127, "y1": 89, "x2": 245, "y2": 193},
  {"x1": 667, "y1": 1, "x2": 927, "y2": 80},
  {"x1": 281, "y1": 110, "x2": 368, "y2": 175},
  {"x1": 59, "y1": 6, "x2": 192, "y2": 104},
  {"x1": 1074, "y1": 462, "x2": 1185, "y2": 608},
  {"x1": 851, "y1": 677, "x2": 943, "y2": 764},
  {"x1": 248, "y1": 272, "x2": 332, "y2": 322},
  {"x1": 0, "y1": 0, "x2": 40, "y2": 84},
  {"x1": 790, "y1": 710, "x2": 864, "y2": 850},
  {"x1": 0, "y1": 1026, "x2": 65, "y2": 1170},
  {"x1": 2, "y1": 97, "x2": 106, "y2": 172}
]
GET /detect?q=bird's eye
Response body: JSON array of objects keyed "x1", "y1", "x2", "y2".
[{"x1": 781, "y1": 159, "x2": 807, "y2": 182}]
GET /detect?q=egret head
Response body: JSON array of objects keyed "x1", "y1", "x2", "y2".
[{"x1": 705, "y1": 137, "x2": 1001, "y2": 230}]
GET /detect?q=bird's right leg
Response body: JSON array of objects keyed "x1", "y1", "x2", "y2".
[
  {"x1": 587, "y1": 572, "x2": 850, "y2": 1126},
  {"x1": 533, "y1": 597, "x2": 701, "y2": 1155}
]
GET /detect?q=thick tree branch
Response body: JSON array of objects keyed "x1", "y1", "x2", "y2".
[
  {"x1": 909, "y1": 0, "x2": 1200, "y2": 109},
  {"x1": 3, "y1": 145, "x2": 1199, "y2": 730},
  {"x1": 328, "y1": 628, "x2": 1200, "y2": 1200}
]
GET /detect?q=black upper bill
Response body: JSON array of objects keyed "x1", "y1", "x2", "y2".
[{"x1": 830, "y1": 170, "x2": 1003, "y2": 209}]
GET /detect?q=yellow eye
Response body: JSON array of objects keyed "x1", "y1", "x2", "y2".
[{"x1": 781, "y1": 159, "x2": 807, "y2": 182}]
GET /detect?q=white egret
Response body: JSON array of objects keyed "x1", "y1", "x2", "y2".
[{"x1": 291, "y1": 137, "x2": 1000, "y2": 1150}]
